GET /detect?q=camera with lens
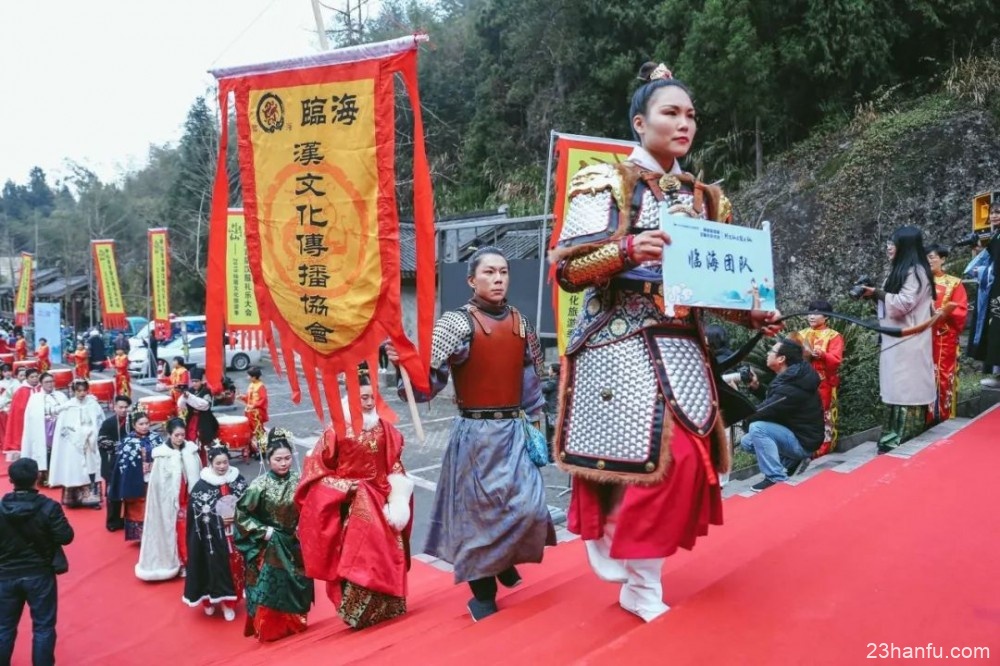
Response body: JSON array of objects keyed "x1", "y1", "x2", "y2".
[
  {"x1": 721, "y1": 365, "x2": 755, "y2": 386},
  {"x1": 848, "y1": 276, "x2": 874, "y2": 300}
]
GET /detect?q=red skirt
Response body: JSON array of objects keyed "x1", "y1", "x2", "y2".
[{"x1": 568, "y1": 425, "x2": 723, "y2": 559}]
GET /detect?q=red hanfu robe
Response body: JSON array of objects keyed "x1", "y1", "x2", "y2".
[
  {"x1": 36, "y1": 344, "x2": 51, "y2": 373},
  {"x1": 3, "y1": 385, "x2": 35, "y2": 454},
  {"x1": 796, "y1": 326, "x2": 844, "y2": 457},
  {"x1": 295, "y1": 420, "x2": 411, "y2": 617},
  {"x1": 73, "y1": 349, "x2": 90, "y2": 379},
  {"x1": 931, "y1": 273, "x2": 969, "y2": 422},
  {"x1": 113, "y1": 354, "x2": 131, "y2": 398},
  {"x1": 14, "y1": 339, "x2": 27, "y2": 361}
]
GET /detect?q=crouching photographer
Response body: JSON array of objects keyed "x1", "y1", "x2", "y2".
[{"x1": 739, "y1": 338, "x2": 825, "y2": 493}]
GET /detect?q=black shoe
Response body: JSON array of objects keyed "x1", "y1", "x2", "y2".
[
  {"x1": 106, "y1": 521, "x2": 124, "y2": 532},
  {"x1": 496, "y1": 567, "x2": 522, "y2": 589},
  {"x1": 467, "y1": 598, "x2": 498, "y2": 622},
  {"x1": 785, "y1": 458, "x2": 810, "y2": 477},
  {"x1": 750, "y1": 478, "x2": 778, "y2": 493}
]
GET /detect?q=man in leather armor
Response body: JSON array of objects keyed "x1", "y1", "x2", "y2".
[
  {"x1": 386, "y1": 246, "x2": 555, "y2": 622},
  {"x1": 551, "y1": 62, "x2": 781, "y2": 622}
]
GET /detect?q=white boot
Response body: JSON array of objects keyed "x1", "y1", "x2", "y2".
[
  {"x1": 584, "y1": 521, "x2": 628, "y2": 583},
  {"x1": 619, "y1": 558, "x2": 669, "y2": 622}
]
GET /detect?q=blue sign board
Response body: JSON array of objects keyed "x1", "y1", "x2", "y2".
[{"x1": 660, "y1": 213, "x2": 776, "y2": 315}]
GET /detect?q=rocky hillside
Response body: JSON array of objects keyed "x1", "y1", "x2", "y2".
[{"x1": 732, "y1": 93, "x2": 1000, "y2": 307}]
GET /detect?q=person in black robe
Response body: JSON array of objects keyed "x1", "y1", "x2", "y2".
[
  {"x1": 88, "y1": 328, "x2": 107, "y2": 372},
  {"x1": 179, "y1": 368, "x2": 219, "y2": 464},
  {"x1": 183, "y1": 445, "x2": 249, "y2": 622},
  {"x1": 97, "y1": 395, "x2": 132, "y2": 531}
]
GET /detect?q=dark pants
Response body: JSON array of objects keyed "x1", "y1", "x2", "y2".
[
  {"x1": 100, "y1": 448, "x2": 123, "y2": 530},
  {"x1": 0, "y1": 574, "x2": 58, "y2": 666},
  {"x1": 467, "y1": 567, "x2": 519, "y2": 602}
]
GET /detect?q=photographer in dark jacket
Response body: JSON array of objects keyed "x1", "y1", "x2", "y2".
[
  {"x1": 739, "y1": 338, "x2": 825, "y2": 493},
  {"x1": 0, "y1": 458, "x2": 74, "y2": 666}
]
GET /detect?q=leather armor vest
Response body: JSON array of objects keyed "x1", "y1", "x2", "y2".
[{"x1": 452, "y1": 307, "x2": 525, "y2": 410}]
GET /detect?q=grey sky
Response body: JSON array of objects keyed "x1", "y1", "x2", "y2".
[{"x1": 0, "y1": 0, "x2": 331, "y2": 187}]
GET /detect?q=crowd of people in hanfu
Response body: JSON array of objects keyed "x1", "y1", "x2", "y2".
[{"x1": 3, "y1": 58, "x2": 1000, "y2": 663}]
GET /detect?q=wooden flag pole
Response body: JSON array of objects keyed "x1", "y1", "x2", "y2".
[{"x1": 399, "y1": 366, "x2": 426, "y2": 444}]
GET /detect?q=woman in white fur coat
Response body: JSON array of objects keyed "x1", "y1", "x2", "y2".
[{"x1": 135, "y1": 417, "x2": 202, "y2": 581}]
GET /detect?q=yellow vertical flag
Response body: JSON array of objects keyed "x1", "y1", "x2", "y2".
[
  {"x1": 91, "y1": 240, "x2": 127, "y2": 330},
  {"x1": 225, "y1": 209, "x2": 260, "y2": 329},
  {"x1": 14, "y1": 252, "x2": 33, "y2": 327},
  {"x1": 148, "y1": 229, "x2": 170, "y2": 330}
]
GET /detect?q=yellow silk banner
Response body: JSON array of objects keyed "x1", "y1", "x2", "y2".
[
  {"x1": 14, "y1": 253, "x2": 33, "y2": 327},
  {"x1": 91, "y1": 240, "x2": 127, "y2": 329},
  {"x1": 225, "y1": 209, "x2": 261, "y2": 329},
  {"x1": 551, "y1": 136, "x2": 634, "y2": 354},
  {"x1": 148, "y1": 228, "x2": 170, "y2": 328},
  {"x1": 244, "y1": 78, "x2": 379, "y2": 355}
]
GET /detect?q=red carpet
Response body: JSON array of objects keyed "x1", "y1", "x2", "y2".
[{"x1": 5, "y1": 408, "x2": 999, "y2": 665}]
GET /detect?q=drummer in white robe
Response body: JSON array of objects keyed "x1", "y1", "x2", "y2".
[
  {"x1": 48, "y1": 379, "x2": 106, "y2": 508},
  {"x1": 21, "y1": 372, "x2": 67, "y2": 480}
]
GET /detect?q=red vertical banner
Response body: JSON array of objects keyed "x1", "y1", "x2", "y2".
[
  {"x1": 148, "y1": 228, "x2": 171, "y2": 340},
  {"x1": 206, "y1": 36, "x2": 436, "y2": 435},
  {"x1": 91, "y1": 240, "x2": 127, "y2": 330},
  {"x1": 13, "y1": 252, "x2": 33, "y2": 327}
]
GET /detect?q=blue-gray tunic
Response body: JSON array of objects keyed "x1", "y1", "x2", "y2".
[{"x1": 405, "y1": 305, "x2": 555, "y2": 582}]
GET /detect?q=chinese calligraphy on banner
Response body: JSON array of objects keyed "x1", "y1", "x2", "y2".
[
  {"x1": 206, "y1": 36, "x2": 436, "y2": 435},
  {"x1": 148, "y1": 228, "x2": 170, "y2": 340},
  {"x1": 91, "y1": 240, "x2": 127, "y2": 329},
  {"x1": 225, "y1": 209, "x2": 260, "y2": 329},
  {"x1": 13, "y1": 252, "x2": 33, "y2": 327},
  {"x1": 549, "y1": 133, "x2": 635, "y2": 355},
  {"x1": 660, "y1": 213, "x2": 776, "y2": 315}
]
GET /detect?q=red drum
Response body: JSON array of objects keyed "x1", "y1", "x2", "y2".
[
  {"x1": 217, "y1": 415, "x2": 253, "y2": 456},
  {"x1": 0, "y1": 353, "x2": 14, "y2": 365},
  {"x1": 13, "y1": 359, "x2": 38, "y2": 372},
  {"x1": 140, "y1": 395, "x2": 177, "y2": 424},
  {"x1": 89, "y1": 378, "x2": 115, "y2": 404},
  {"x1": 51, "y1": 368, "x2": 74, "y2": 390}
]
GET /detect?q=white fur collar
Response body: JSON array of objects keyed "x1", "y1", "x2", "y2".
[
  {"x1": 151, "y1": 441, "x2": 199, "y2": 459},
  {"x1": 199, "y1": 466, "x2": 239, "y2": 486}
]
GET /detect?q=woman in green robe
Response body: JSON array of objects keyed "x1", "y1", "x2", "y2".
[{"x1": 234, "y1": 429, "x2": 313, "y2": 641}]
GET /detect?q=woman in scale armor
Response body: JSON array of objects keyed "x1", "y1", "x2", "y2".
[
  {"x1": 551, "y1": 62, "x2": 782, "y2": 622},
  {"x1": 386, "y1": 246, "x2": 555, "y2": 622}
]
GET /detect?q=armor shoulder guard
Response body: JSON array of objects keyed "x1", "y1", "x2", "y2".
[
  {"x1": 430, "y1": 309, "x2": 473, "y2": 368},
  {"x1": 559, "y1": 164, "x2": 628, "y2": 245}
]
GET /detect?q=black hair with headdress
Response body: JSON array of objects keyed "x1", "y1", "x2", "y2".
[
  {"x1": 629, "y1": 61, "x2": 694, "y2": 142},
  {"x1": 264, "y1": 427, "x2": 294, "y2": 460},
  {"x1": 189, "y1": 367, "x2": 205, "y2": 381},
  {"x1": 206, "y1": 444, "x2": 230, "y2": 462},
  {"x1": 357, "y1": 361, "x2": 371, "y2": 387}
]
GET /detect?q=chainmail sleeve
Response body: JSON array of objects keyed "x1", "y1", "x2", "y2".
[
  {"x1": 399, "y1": 310, "x2": 473, "y2": 403},
  {"x1": 521, "y1": 317, "x2": 545, "y2": 416}
]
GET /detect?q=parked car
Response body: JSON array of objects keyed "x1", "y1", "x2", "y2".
[
  {"x1": 128, "y1": 332, "x2": 260, "y2": 376},
  {"x1": 128, "y1": 315, "x2": 207, "y2": 351}
]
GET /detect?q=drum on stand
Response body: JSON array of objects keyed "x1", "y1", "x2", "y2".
[
  {"x1": 13, "y1": 358, "x2": 38, "y2": 373},
  {"x1": 51, "y1": 368, "x2": 74, "y2": 390},
  {"x1": 217, "y1": 415, "x2": 253, "y2": 459},
  {"x1": 140, "y1": 395, "x2": 177, "y2": 425},
  {"x1": 89, "y1": 379, "x2": 115, "y2": 405}
]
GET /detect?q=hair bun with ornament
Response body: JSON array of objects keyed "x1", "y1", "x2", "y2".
[{"x1": 638, "y1": 61, "x2": 672, "y2": 83}]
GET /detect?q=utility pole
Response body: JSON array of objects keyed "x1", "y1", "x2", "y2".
[{"x1": 310, "y1": 0, "x2": 330, "y2": 50}]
